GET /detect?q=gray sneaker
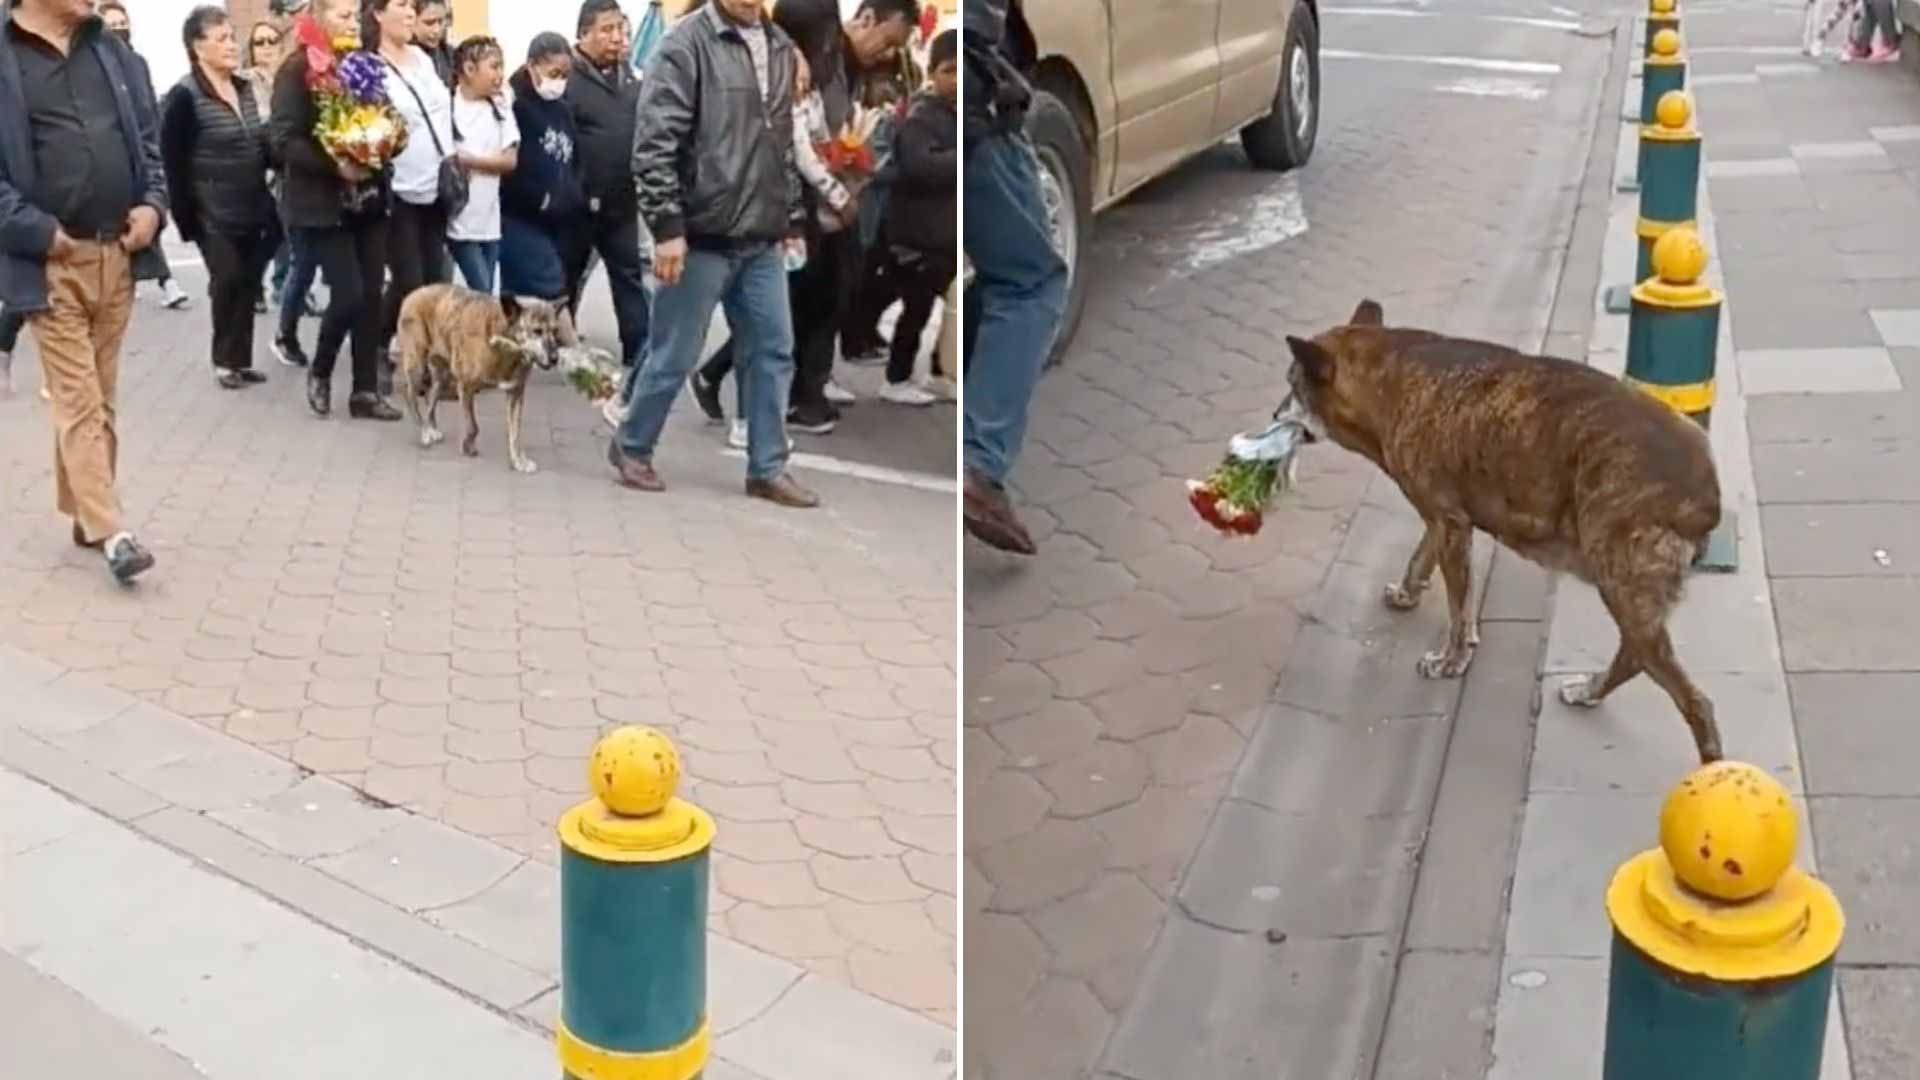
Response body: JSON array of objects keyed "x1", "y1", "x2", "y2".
[
  {"x1": 104, "y1": 532, "x2": 156, "y2": 583},
  {"x1": 159, "y1": 278, "x2": 191, "y2": 310}
]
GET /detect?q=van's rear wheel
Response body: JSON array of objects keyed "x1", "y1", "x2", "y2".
[
  {"x1": 1242, "y1": 4, "x2": 1320, "y2": 171},
  {"x1": 1026, "y1": 88, "x2": 1092, "y2": 365}
]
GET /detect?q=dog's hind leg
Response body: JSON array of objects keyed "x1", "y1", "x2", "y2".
[
  {"x1": 1385, "y1": 521, "x2": 1441, "y2": 610},
  {"x1": 419, "y1": 365, "x2": 447, "y2": 447},
  {"x1": 1641, "y1": 629, "x2": 1722, "y2": 764},
  {"x1": 1417, "y1": 520, "x2": 1478, "y2": 679}
]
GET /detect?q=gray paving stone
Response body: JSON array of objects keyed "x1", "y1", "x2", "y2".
[
  {"x1": 1176, "y1": 797, "x2": 1424, "y2": 937},
  {"x1": 1844, "y1": 253, "x2": 1920, "y2": 281},
  {"x1": 1373, "y1": 949, "x2": 1497, "y2": 1080},
  {"x1": 1774, "y1": 576, "x2": 1920, "y2": 670},
  {"x1": 1230, "y1": 704, "x2": 1448, "y2": 820},
  {"x1": 422, "y1": 859, "x2": 560, "y2": 978},
  {"x1": 1870, "y1": 124, "x2": 1920, "y2": 142},
  {"x1": 1707, "y1": 173, "x2": 1816, "y2": 212},
  {"x1": 1545, "y1": 570, "x2": 1780, "y2": 677},
  {"x1": 1486, "y1": 956, "x2": 1607, "y2": 1080},
  {"x1": 0, "y1": 769, "x2": 98, "y2": 855},
  {"x1": 0, "y1": 646, "x2": 62, "y2": 691},
  {"x1": 1809, "y1": 796, "x2": 1920, "y2": 963},
  {"x1": 1754, "y1": 440, "x2": 1920, "y2": 503},
  {"x1": 1101, "y1": 916, "x2": 1392, "y2": 1080},
  {"x1": 722, "y1": 972, "x2": 956, "y2": 1080},
  {"x1": 0, "y1": 727, "x2": 167, "y2": 823},
  {"x1": 42, "y1": 701, "x2": 235, "y2": 779},
  {"x1": 1739, "y1": 348, "x2": 1903, "y2": 395},
  {"x1": 118, "y1": 738, "x2": 303, "y2": 814},
  {"x1": 1749, "y1": 389, "x2": 1920, "y2": 443},
  {"x1": 1793, "y1": 673, "x2": 1920, "y2": 796},
  {"x1": 209, "y1": 774, "x2": 403, "y2": 860},
  {"x1": 1531, "y1": 670, "x2": 1803, "y2": 795},
  {"x1": 1762, "y1": 503, "x2": 1920, "y2": 576},
  {"x1": 0, "y1": 949, "x2": 216, "y2": 1080},
  {"x1": 1480, "y1": 549, "x2": 1550, "y2": 621},
  {"x1": 1731, "y1": 298, "x2": 1885, "y2": 350},
  {"x1": 710, "y1": 935, "x2": 807, "y2": 1037},
  {"x1": 1271, "y1": 622, "x2": 1463, "y2": 722},
  {"x1": 1839, "y1": 968, "x2": 1920, "y2": 1080},
  {"x1": 9, "y1": 672, "x2": 137, "y2": 737},
  {"x1": 1506, "y1": 792, "x2": 1663, "y2": 959},
  {"x1": 312, "y1": 813, "x2": 525, "y2": 914}
]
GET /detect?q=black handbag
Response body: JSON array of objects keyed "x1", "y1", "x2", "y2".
[{"x1": 385, "y1": 54, "x2": 469, "y2": 218}]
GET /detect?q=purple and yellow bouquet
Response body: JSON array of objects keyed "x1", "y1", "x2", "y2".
[{"x1": 295, "y1": 16, "x2": 407, "y2": 172}]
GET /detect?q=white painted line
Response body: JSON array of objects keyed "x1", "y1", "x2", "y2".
[
  {"x1": 1322, "y1": 7, "x2": 1583, "y2": 30},
  {"x1": 1689, "y1": 72, "x2": 1762, "y2": 85},
  {"x1": 1739, "y1": 347, "x2": 1904, "y2": 395},
  {"x1": 1435, "y1": 75, "x2": 1552, "y2": 100},
  {"x1": 721, "y1": 447, "x2": 956, "y2": 494},
  {"x1": 1870, "y1": 124, "x2": 1920, "y2": 142},
  {"x1": 1690, "y1": 44, "x2": 1806, "y2": 54},
  {"x1": 1756, "y1": 61, "x2": 1821, "y2": 76},
  {"x1": 1705, "y1": 157, "x2": 1800, "y2": 178},
  {"x1": 1870, "y1": 308, "x2": 1920, "y2": 346},
  {"x1": 1790, "y1": 140, "x2": 1890, "y2": 160},
  {"x1": 1321, "y1": 49, "x2": 1563, "y2": 75}
]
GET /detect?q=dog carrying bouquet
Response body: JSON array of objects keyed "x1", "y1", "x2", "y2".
[
  {"x1": 556, "y1": 343, "x2": 622, "y2": 404},
  {"x1": 294, "y1": 16, "x2": 407, "y2": 173},
  {"x1": 1186, "y1": 401, "x2": 1310, "y2": 536}
]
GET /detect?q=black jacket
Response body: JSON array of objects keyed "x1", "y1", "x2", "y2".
[
  {"x1": 269, "y1": 50, "x2": 389, "y2": 228},
  {"x1": 160, "y1": 70, "x2": 277, "y2": 242},
  {"x1": 630, "y1": 6, "x2": 801, "y2": 248},
  {"x1": 501, "y1": 67, "x2": 587, "y2": 224},
  {"x1": 887, "y1": 91, "x2": 955, "y2": 257},
  {"x1": 562, "y1": 48, "x2": 640, "y2": 216}
]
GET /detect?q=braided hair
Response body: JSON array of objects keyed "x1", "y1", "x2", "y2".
[{"x1": 454, "y1": 34, "x2": 503, "y2": 83}]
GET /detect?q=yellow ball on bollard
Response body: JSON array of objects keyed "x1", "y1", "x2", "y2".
[
  {"x1": 1650, "y1": 0, "x2": 1676, "y2": 13},
  {"x1": 1651, "y1": 27, "x2": 1681, "y2": 57},
  {"x1": 1658, "y1": 761, "x2": 1797, "y2": 902},
  {"x1": 1650, "y1": 226, "x2": 1708, "y2": 286},
  {"x1": 1655, "y1": 89, "x2": 1691, "y2": 131},
  {"x1": 588, "y1": 725, "x2": 682, "y2": 818}
]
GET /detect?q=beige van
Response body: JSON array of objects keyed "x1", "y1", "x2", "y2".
[{"x1": 1000, "y1": 0, "x2": 1322, "y2": 357}]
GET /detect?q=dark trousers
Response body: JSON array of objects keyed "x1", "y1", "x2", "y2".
[
  {"x1": 201, "y1": 224, "x2": 281, "y2": 371},
  {"x1": 278, "y1": 230, "x2": 320, "y2": 341},
  {"x1": 845, "y1": 242, "x2": 897, "y2": 353},
  {"x1": 565, "y1": 209, "x2": 651, "y2": 367},
  {"x1": 0, "y1": 308, "x2": 23, "y2": 353},
  {"x1": 791, "y1": 228, "x2": 858, "y2": 408},
  {"x1": 303, "y1": 217, "x2": 390, "y2": 396},
  {"x1": 382, "y1": 199, "x2": 450, "y2": 346},
  {"x1": 884, "y1": 246, "x2": 957, "y2": 384}
]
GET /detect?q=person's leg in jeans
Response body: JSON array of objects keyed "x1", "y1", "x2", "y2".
[
  {"x1": 885, "y1": 252, "x2": 954, "y2": 387},
  {"x1": 594, "y1": 212, "x2": 653, "y2": 369},
  {"x1": 726, "y1": 244, "x2": 803, "y2": 486},
  {"x1": 277, "y1": 230, "x2": 319, "y2": 364},
  {"x1": 963, "y1": 131, "x2": 1069, "y2": 552},
  {"x1": 613, "y1": 249, "x2": 732, "y2": 469},
  {"x1": 449, "y1": 241, "x2": 490, "y2": 292}
]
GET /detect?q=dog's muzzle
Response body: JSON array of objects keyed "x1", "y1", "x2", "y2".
[{"x1": 1273, "y1": 392, "x2": 1319, "y2": 443}]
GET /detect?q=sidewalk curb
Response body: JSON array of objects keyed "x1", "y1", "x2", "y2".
[{"x1": 0, "y1": 645, "x2": 955, "y2": 1080}]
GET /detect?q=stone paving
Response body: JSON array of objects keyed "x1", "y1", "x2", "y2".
[
  {"x1": 0, "y1": 260, "x2": 956, "y2": 1024},
  {"x1": 1486, "y1": 4, "x2": 1920, "y2": 1076},
  {"x1": 961, "y1": 5, "x2": 1617, "y2": 1076}
]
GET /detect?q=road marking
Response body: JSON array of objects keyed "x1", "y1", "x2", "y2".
[
  {"x1": 1181, "y1": 173, "x2": 1308, "y2": 277},
  {"x1": 1321, "y1": 49, "x2": 1563, "y2": 75},
  {"x1": 1435, "y1": 75, "x2": 1552, "y2": 100},
  {"x1": 1323, "y1": 7, "x2": 1583, "y2": 31},
  {"x1": 720, "y1": 447, "x2": 956, "y2": 494}
]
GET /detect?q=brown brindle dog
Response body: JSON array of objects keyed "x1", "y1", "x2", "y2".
[
  {"x1": 1284, "y1": 299, "x2": 1724, "y2": 763},
  {"x1": 393, "y1": 285, "x2": 573, "y2": 474}
]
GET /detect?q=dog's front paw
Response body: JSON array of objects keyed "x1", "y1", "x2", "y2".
[
  {"x1": 1418, "y1": 648, "x2": 1474, "y2": 679},
  {"x1": 461, "y1": 439, "x2": 479, "y2": 458},
  {"x1": 511, "y1": 457, "x2": 538, "y2": 475},
  {"x1": 419, "y1": 428, "x2": 444, "y2": 449},
  {"x1": 1383, "y1": 583, "x2": 1422, "y2": 610},
  {"x1": 1558, "y1": 675, "x2": 1602, "y2": 708}
]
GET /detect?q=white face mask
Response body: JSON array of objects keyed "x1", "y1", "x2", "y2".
[{"x1": 535, "y1": 77, "x2": 567, "y2": 101}]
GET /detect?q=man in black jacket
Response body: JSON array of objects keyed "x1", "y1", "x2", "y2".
[
  {"x1": 876, "y1": 29, "x2": 954, "y2": 404},
  {"x1": 563, "y1": 0, "x2": 650, "y2": 371},
  {"x1": 0, "y1": 0, "x2": 168, "y2": 582},
  {"x1": 609, "y1": 0, "x2": 816, "y2": 509},
  {"x1": 97, "y1": 0, "x2": 192, "y2": 312}
]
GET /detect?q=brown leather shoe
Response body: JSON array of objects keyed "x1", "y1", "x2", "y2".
[
  {"x1": 964, "y1": 468, "x2": 1037, "y2": 555},
  {"x1": 608, "y1": 440, "x2": 664, "y2": 492},
  {"x1": 746, "y1": 472, "x2": 820, "y2": 508},
  {"x1": 71, "y1": 522, "x2": 101, "y2": 549}
]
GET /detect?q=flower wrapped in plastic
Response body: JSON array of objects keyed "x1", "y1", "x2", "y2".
[
  {"x1": 555, "y1": 342, "x2": 622, "y2": 404},
  {"x1": 295, "y1": 16, "x2": 408, "y2": 173},
  {"x1": 816, "y1": 103, "x2": 887, "y2": 178},
  {"x1": 1186, "y1": 403, "x2": 1311, "y2": 536}
]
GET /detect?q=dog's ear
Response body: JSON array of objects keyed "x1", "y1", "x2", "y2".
[
  {"x1": 498, "y1": 294, "x2": 523, "y2": 321},
  {"x1": 1286, "y1": 335, "x2": 1337, "y2": 383},
  {"x1": 1349, "y1": 299, "x2": 1384, "y2": 327}
]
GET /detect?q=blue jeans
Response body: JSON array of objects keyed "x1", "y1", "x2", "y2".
[
  {"x1": 277, "y1": 230, "x2": 322, "y2": 341},
  {"x1": 269, "y1": 239, "x2": 290, "y2": 294},
  {"x1": 962, "y1": 131, "x2": 1068, "y2": 485},
  {"x1": 449, "y1": 240, "x2": 500, "y2": 294},
  {"x1": 615, "y1": 243, "x2": 793, "y2": 480}
]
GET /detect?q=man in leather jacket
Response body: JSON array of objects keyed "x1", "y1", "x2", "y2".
[{"x1": 962, "y1": 0, "x2": 1067, "y2": 555}]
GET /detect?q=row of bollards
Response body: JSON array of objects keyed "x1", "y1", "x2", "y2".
[{"x1": 1599, "y1": 2, "x2": 1845, "y2": 1075}]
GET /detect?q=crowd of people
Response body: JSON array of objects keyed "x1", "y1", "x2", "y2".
[{"x1": 0, "y1": 0, "x2": 956, "y2": 582}]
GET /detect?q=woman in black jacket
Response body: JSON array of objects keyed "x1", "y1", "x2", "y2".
[
  {"x1": 268, "y1": 0, "x2": 401, "y2": 421},
  {"x1": 499, "y1": 33, "x2": 586, "y2": 304},
  {"x1": 162, "y1": 6, "x2": 283, "y2": 390}
]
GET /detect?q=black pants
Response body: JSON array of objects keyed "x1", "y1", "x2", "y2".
[
  {"x1": 565, "y1": 209, "x2": 651, "y2": 367},
  {"x1": 382, "y1": 199, "x2": 450, "y2": 347},
  {"x1": 845, "y1": 242, "x2": 897, "y2": 354},
  {"x1": 201, "y1": 224, "x2": 281, "y2": 372},
  {"x1": 0, "y1": 308, "x2": 23, "y2": 353},
  {"x1": 884, "y1": 247, "x2": 957, "y2": 384},
  {"x1": 790, "y1": 228, "x2": 858, "y2": 408},
  {"x1": 304, "y1": 216, "x2": 390, "y2": 396}
]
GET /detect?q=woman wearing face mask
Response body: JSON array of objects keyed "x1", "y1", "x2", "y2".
[
  {"x1": 160, "y1": 6, "x2": 284, "y2": 390},
  {"x1": 498, "y1": 33, "x2": 586, "y2": 305}
]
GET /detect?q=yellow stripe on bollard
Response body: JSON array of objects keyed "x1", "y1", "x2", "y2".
[
  {"x1": 559, "y1": 1018, "x2": 711, "y2": 1080},
  {"x1": 1625, "y1": 377, "x2": 1715, "y2": 415}
]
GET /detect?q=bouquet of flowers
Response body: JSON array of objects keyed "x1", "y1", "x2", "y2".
[
  {"x1": 294, "y1": 16, "x2": 407, "y2": 172},
  {"x1": 817, "y1": 103, "x2": 887, "y2": 177},
  {"x1": 1185, "y1": 405, "x2": 1311, "y2": 537},
  {"x1": 556, "y1": 343, "x2": 622, "y2": 403}
]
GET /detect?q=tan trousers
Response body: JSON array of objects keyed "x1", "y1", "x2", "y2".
[
  {"x1": 30, "y1": 240, "x2": 133, "y2": 545},
  {"x1": 938, "y1": 277, "x2": 959, "y2": 378}
]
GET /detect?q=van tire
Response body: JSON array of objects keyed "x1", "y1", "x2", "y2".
[
  {"x1": 1242, "y1": 4, "x2": 1320, "y2": 171},
  {"x1": 1025, "y1": 88, "x2": 1093, "y2": 365}
]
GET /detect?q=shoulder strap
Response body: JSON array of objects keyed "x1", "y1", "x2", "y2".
[{"x1": 384, "y1": 54, "x2": 448, "y2": 156}]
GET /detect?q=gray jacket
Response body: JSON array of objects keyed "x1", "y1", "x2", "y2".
[{"x1": 630, "y1": 5, "x2": 802, "y2": 248}]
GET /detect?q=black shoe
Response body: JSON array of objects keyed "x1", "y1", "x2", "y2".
[
  {"x1": 71, "y1": 522, "x2": 100, "y2": 549},
  {"x1": 687, "y1": 371, "x2": 726, "y2": 423},
  {"x1": 348, "y1": 393, "x2": 402, "y2": 421},
  {"x1": 216, "y1": 370, "x2": 247, "y2": 390},
  {"x1": 273, "y1": 336, "x2": 309, "y2": 368},
  {"x1": 786, "y1": 402, "x2": 837, "y2": 435},
  {"x1": 238, "y1": 369, "x2": 268, "y2": 384},
  {"x1": 307, "y1": 374, "x2": 331, "y2": 417},
  {"x1": 104, "y1": 532, "x2": 156, "y2": 583}
]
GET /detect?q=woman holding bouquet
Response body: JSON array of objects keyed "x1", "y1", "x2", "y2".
[
  {"x1": 269, "y1": 0, "x2": 405, "y2": 420},
  {"x1": 160, "y1": 6, "x2": 284, "y2": 390}
]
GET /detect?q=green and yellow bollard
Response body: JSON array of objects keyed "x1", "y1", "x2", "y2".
[
  {"x1": 557, "y1": 726, "x2": 716, "y2": 1080},
  {"x1": 1603, "y1": 762, "x2": 1844, "y2": 1079},
  {"x1": 1645, "y1": 0, "x2": 1682, "y2": 57},
  {"x1": 1608, "y1": 90, "x2": 1702, "y2": 314},
  {"x1": 1640, "y1": 30, "x2": 1686, "y2": 126}
]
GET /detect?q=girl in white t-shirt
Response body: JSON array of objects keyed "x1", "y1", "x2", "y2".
[
  {"x1": 373, "y1": 0, "x2": 455, "y2": 347},
  {"x1": 448, "y1": 37, "x2": 521, "y2": 293}
]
